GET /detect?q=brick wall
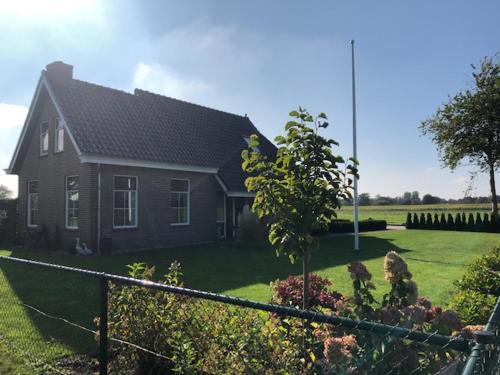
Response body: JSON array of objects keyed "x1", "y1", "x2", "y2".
[
  {"x1": 17, "y1": 89, "x2": 93, "y2": 251},
  {"x1": 98, "y1": 165, "x2": 219, "y2": 252}
]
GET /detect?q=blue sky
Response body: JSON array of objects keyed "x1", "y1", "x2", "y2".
[{"x1": 0, "y1": 0, "x2": 498, "y2": 198}]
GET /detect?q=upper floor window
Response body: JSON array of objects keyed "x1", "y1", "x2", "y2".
[
  {"x1": 170, "y1": 179, "x2": 190, "y2": 225},
  {"x1": 113, "y1": 176, "x2": 138, "y2": 228},
  {"x1": 243, "y1": 136, "x2": 260, "y2": 153},
  {"x1": 40, "y1": 122, "x2": 49, "y2": 155},
  {"x1": 65, "y1": 176, "x2": 79, "y2": 229},
  {"x1": 55, "y1": 118, "x2": 64, "y2": 153},
  {"x1": 27, "y1": 180, "x2": 39, "y2": 228}
]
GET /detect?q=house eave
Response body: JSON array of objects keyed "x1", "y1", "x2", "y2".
[
  {"x1": 80, "y1": 155, "x2": 219, "y2": 174},
  {"x1": 226, "y1": 191, "x2": 255, "y2": 198}
]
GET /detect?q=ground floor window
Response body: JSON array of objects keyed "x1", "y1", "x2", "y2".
[
  {"x1": 113, "y1": 176, "x2": 138, "y2": 228},
  {"x1": 65, "y1": 176, "x2": 79, "y2": 229},
  {"x1": 170, "y1": 179, "x2": 190, "y2": 225},
  {"x1": 27, "y1": 180, "x2": 38, "y2": 228}
]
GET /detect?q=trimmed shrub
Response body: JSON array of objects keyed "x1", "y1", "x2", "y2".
[
  {"x1": 330, "y1": 219, "x2": 387, "y2": 233},
  {"x1": 440, "y1": 213, "x2": 447, "y2": 230},
  {"x1": 467, "y1": 213, "x2": 475, "y2": 231},
  {"x1": 405, "y1": 213, "x2": 412, "y2": 229},
  {"x1": 491, "y1": 214, "x2": 500, "y2": 233},
  {"x1": 475, "y1": 212, "x2": 482, "y2": 231},
  {"x1": 461, "y1": 212, "x2": 466, "y2": 226},
  {"x1": 433, "y1": 213, "x2": 440, "y2": 229},
  {"x1": 425, "y1": 213, "x2": 433, "y2": 228},
  {"x1": 419, "y1": 213, "x2": 426, "y2": 229},
  {"x1": 454, "y1": 213, "x2": 462, "y2": 231},
  {"x1": 413, "y1": 213, "x2": 419, "y2": 228},
  {"x1": 483, "y1": 213, "x2": 490, "y2": 232},
  {"x1": 446, "y1": 213, "x2": 455, "y2": 230}
]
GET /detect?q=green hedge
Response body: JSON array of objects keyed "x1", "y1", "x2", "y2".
[
  {"x1": 405, "y1": 211, "x2": 500, "y2": 233},
  {"x1": 312, "y1": 219, "x2": 387, "y2": 235}
]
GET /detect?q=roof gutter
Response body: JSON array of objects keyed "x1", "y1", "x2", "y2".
[{"x1": 80, "y1": 155, "x2": 218, "y2": 174}]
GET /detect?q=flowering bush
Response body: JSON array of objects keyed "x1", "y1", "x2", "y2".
[
  {"x1": 348, "y1": 261, "x2": 376, "y2": 319},
  {"x1": 270, "y1": 273, "x2": 342, "y2": 310},
  {"x1": 383, "y1": 251, "x2": 418, "y2": 307},
  {"x1": 103, "y1": 252, "x2": 466, "y2": 374}
]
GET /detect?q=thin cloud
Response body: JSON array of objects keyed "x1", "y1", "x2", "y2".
[
  {"x1": 132, "y1": 62, "x2": 212, "y2": 100},
  {"x1": 0, "y1": 103, "x2": 27, "y2": 132}
]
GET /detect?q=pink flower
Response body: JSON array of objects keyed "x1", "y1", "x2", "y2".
[
  {"x1": 378, "y1": 306, "x2": 402, "y2": 325},
  {"x1": 425, "y1": 306, "x2": 442, "y2": 322},
  {"x1": 416, "y1": 297, "x2": 431, "y2": 309}
]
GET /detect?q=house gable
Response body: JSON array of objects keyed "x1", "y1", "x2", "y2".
[{"x1": 6, "y1": 73, "x2": 81, "y2": 174}]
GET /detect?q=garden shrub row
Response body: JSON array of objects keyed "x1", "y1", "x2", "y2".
[
  {"x1": 405, "y1": 211, "x2": 500, "y2": 232},
  {"x1": 105, "y1": 253, "x2": 469, "y2": 374},
  {"x1": 312, "y1": 219, "x2": 387, "y2": 235}
]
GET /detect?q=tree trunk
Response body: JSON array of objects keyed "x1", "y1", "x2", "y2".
[
  {"x1": 302, "y1": 251, "x2": 310, "y2": 310},
  {"x1": 489, "y1": 163, "x2": 498, "y2": 218}
]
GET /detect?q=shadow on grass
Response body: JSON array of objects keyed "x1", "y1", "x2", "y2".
[{"x1": 0, "y1": 233, "x2": 408, "y2": 355}]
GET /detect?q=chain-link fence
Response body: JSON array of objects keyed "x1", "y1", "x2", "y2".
[
  {"x1": 461, "y1": 296, "x2": 500, "y2": 375},
  {"x1": 0, "y1": 255, "x2": 497, "y2": 374}
]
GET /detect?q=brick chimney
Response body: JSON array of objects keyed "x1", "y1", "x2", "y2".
[{"x1": 45, "y1": 61, "x2": 73, "y2": 85}]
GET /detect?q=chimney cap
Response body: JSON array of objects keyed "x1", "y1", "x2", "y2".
[{"x1": 45, "y1": 61, "x2": 73, "y2": 84}]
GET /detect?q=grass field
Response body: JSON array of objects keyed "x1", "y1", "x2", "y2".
[
  {"x1": 336, "y1": 203, "x2": 492, "y2": 225},
  {"x1": 0, "y1": 229, "x2": 499, "y2": 371}
]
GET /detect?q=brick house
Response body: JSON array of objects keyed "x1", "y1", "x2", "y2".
[{"x1": 5, "y1": 61, "x2": 276, "y2": 253}]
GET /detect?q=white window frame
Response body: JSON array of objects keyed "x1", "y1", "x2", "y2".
[
  {"x1": 65, "y1": 175, "x2": 79, "y2": 230},
  {"x1": 170, "y1": 178, "x2": 190, "y2": 226},
  {"x1": 40, "y1": 121, "x2": 49, "y2": 156},
  {"x1": 27, "y1": 180, "x2": 38, "y2": 228},
  {"x1": 54, "y1": 118, "x2": 64, "y2": 153},
  {"x1": 113, "y1": 175, "x2": 138, "y2": 229}
]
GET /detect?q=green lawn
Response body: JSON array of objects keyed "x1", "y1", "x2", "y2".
[
  {"x1": 336, "y1": 203, "x2": 491, "y2": 225},
  {"x1": 0, "y1": 229, "x2": 499, "y2": 371}
]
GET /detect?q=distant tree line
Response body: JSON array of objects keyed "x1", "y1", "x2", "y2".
[{"x1": 343, "y1": 191, "x2": 499, "y2": 206}]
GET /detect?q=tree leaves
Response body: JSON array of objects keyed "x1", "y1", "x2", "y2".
[{"x1": 241, "y1": 107, "x2": 358, "y2": 262}]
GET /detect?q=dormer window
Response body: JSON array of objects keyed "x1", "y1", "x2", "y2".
[
  {"x1": 55, "y1": 118, "x2": 64, "y2": 153},
  {"x1": 243, "y1": 136, "x2": 260, "y2": 153},
  {"x1": 40, "y1": 122, "x2": 49, "y2": 156}
]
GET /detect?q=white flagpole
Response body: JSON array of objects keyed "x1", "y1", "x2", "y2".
[{"x1": 351, "y1": 40, "x2": 360, "y2": 251}]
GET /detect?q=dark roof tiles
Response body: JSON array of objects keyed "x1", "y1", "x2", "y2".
[{"x1": 45, "y1": 73, "x2": 276, "y2": 191}]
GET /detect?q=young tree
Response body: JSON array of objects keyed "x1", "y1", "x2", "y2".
[
  {"x1": 0, "y1": 185, "x2": 12, "y2": 200},
  {"x1": 421, "y1": 56, "x2": 500, "y2": 217},
  {"x1": 242, "y1": 108, "x2": 357, "y2": 310}
]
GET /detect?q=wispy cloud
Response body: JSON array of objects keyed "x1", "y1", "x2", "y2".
[
  {"x1": 0, "y1": 103, "x2": 27, "y2": 133},
  {"x1": 132, "y1": 62, "x2": 212, "y2": 101}
]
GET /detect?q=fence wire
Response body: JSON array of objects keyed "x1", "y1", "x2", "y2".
[
  {"x1": 0, "y1": 258, "x2": 99, "y2": 374},
  {"x1": 0, "y1": 255, "x2": 496, "y2": 374}
]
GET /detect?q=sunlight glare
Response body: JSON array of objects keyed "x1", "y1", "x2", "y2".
[{"x1": 0, "y1": 0, "x2": 96, "y2": 20}]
